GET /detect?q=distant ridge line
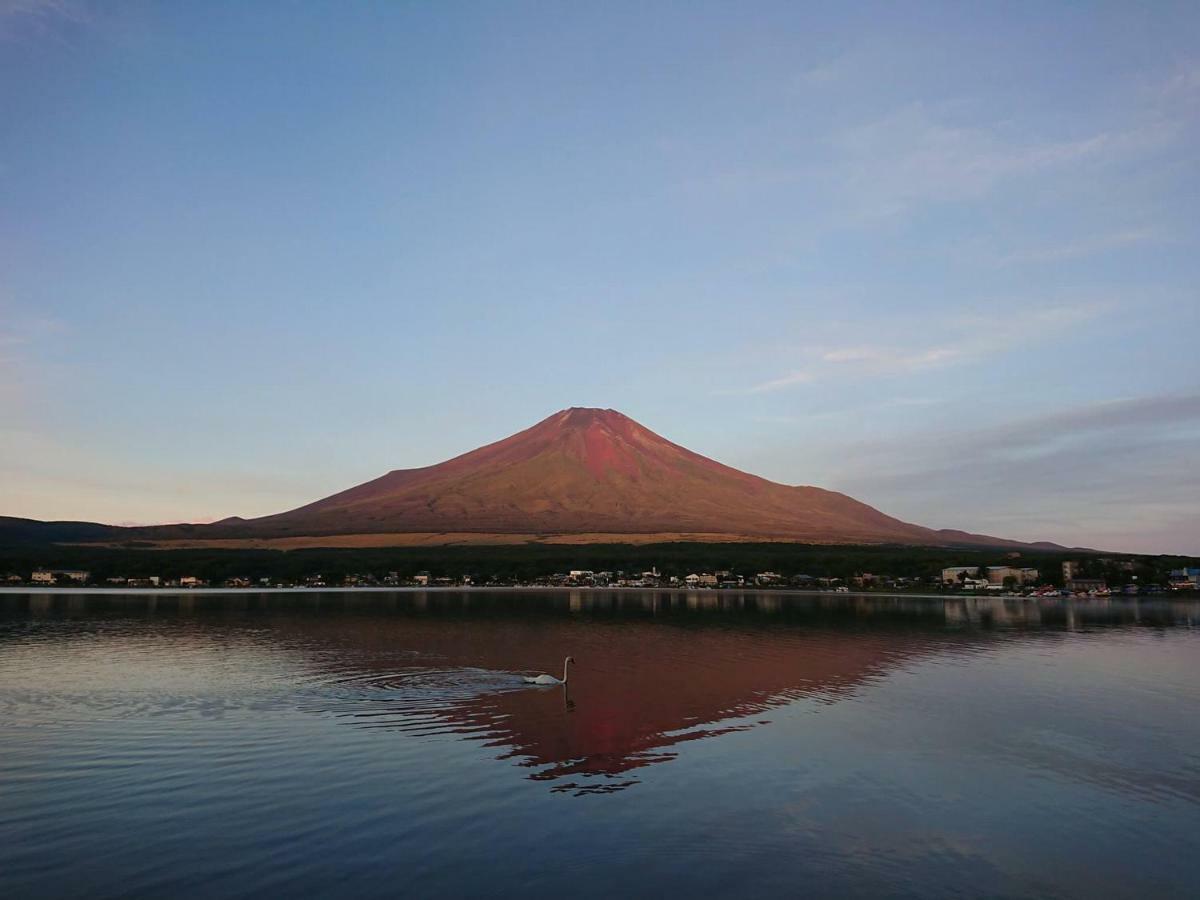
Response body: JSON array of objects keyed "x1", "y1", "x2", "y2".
[{"x1": 1, "y1": 408, "x2": 1086, "y2": 551}]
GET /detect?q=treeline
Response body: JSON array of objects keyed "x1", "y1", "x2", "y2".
[{"x1": 2, "y1": 541, "x2": 1194, "y2": 586}]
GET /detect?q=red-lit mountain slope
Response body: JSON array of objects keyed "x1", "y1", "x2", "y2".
[{"x1": 230, "y1": 407, "x2": 1055, "y2": 548}]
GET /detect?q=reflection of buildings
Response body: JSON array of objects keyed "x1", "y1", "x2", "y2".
[{"x1": 943, "y1": 596, "x2": 1043, "y2": 626}]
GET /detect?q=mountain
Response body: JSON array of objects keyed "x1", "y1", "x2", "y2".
[
  {"x1": 1, "y1": 407, "x2": 1070, "y2": 549},
  {"x1": 214, "y1": 407, "x2": 1058, "y2": 549}
]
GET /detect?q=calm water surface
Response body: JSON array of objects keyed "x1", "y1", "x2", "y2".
[{"x1": 1, "y1": 590, "x2": 1198, "y2": 898}]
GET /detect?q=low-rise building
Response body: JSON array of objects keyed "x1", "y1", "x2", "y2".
[
  {"x1": 1065, "y1": 578, "x2": 1107, "y2": 592},
  {"x1": 942, "y1": 566, "x2": 980, "y2": 584},
  {"x1": 31, "y1": 569, "x2": 90, "y2": 584},
  {"x1": 985, "y1": 566, "x2": 1039, "y2": 587}
]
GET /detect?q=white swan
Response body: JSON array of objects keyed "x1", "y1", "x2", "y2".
[{"x1": 523, "y1": 656, "x2": 574, "y2": 685}]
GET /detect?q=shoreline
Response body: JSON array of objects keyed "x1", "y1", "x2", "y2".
[{"x1": 1, "y1": 585, "x2": 1194, "y2": 602}]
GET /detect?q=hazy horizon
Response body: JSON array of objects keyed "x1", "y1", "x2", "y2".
[{"x1": 3, "y1": 2, "x2": 1199, "y2": 553}]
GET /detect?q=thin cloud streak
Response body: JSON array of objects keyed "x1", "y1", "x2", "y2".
[
  {"x1": 994, "y1": 229, "x2": 1169, "y2": 266},
  {"x1": 821, "y1": 393, "x2": 1200, "y2": 553},
  {"x1": 0, "y1": 0, "x2": 88, "y2": 39},
  {"x1": 735, "y1": 301, "x2": 1114, "y2": 394},
  {"x1": 829, "y1": 104, "x2": 1179, "y2": 221}
]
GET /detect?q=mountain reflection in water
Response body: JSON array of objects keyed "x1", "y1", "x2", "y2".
[
  {"x1": 3, "y1": 589, "x2": 1199, "y2": 899},
  {"x1": 5, "y1": 590, "x2": 1194, "y2": 796}
]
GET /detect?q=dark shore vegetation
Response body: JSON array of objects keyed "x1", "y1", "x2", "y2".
[{"x1": 1, "y1": 540, "x2": 1195, "y2": 588}]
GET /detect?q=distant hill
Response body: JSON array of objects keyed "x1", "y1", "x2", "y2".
[{"x1": 2, "y1": 407, "x2": 1076, "y2": 551}]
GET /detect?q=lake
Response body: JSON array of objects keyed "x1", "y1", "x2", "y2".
[{"x1": 1, "y1": 590, "x2": 1198, "y2": 898}]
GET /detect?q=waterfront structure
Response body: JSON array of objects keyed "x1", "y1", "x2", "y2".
[
  {"x1": 30, "y1": 569, "x2": 90, "y2": 584},
  {"x1": 1169, "y1": 568, "x2": 1200, "y2": 589},
  {"x1": 986, "y1": 566, "x2": 1039, "y2": 586},
  {"x1": 942, "y1": 566, "x2": 981, "y2": 584}
]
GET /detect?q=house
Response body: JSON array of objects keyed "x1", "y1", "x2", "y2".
[
  {"x1": 413, "y1": 573, "x2": 430, "y2": 586},
  {"x1": 941, "y1": 566, "x2": 980, "y2": 584},
  {"x1": 985, "y1": 566, "x2": 1039, "y2": 586},
  {"x1": 31, "y1": 569, "x2": 90, "y2": 584},
  {"x1": 1065, "y1": 578, "x2": 1107, "y2": 592},
  {"x1": 180, "y1": 576, "x2": 207, "y2": 588},
  {"x1": 755, "y1": 572, "x2": 782, "y2": 586}
]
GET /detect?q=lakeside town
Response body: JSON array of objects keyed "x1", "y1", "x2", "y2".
[{"x1": 8, "y1": 560, "x2": 1200, "y2": 596}]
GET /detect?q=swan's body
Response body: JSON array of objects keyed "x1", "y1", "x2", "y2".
[{"x1": 523, "y1": 656, "x2": 574, "y2": 686}]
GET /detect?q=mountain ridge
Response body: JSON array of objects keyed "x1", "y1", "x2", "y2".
[{"x1": 0, "y1": 408, "x2": 1078, "y2": 550}]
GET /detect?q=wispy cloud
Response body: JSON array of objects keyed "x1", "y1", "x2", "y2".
[
  {"x1": 826, "y1": 393, "x2": 1200, "y2": 553},
  {"x1": 1143, "y1": 60, "x2": 1200, "y2": 107},
  {"x1": 743, "y1": 370, "x2": 815, "y2": 394},
  {"x1": 735, "y1": 301, "x2": 1113, "y2": 394},
  {"x1": 831, "y1": 103, "x2": 1177, "y2": 221},
  {"x1": 0, "y1": 0, "x2": 89, "y2": 39},
  {"x1": 993, "y1": 228, "x2": 1169, "y2": 266}
]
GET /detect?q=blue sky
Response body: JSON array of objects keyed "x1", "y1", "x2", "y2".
[{"x1": 2, "y1": 1, "x2": 1198, "y2": 553}]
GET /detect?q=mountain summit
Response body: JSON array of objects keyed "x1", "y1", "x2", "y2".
[{"x1": 225, "y1": 407, "x2": 1045, "y2": 548}]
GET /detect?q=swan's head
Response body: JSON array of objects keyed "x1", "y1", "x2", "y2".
[{"x1": 566, "y1": 656, "x2": 576, "y2": 665}]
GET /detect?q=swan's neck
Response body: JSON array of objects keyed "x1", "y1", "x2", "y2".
[{"x1": 562, "y1": 659, "x2": 570, "y2": 684}]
